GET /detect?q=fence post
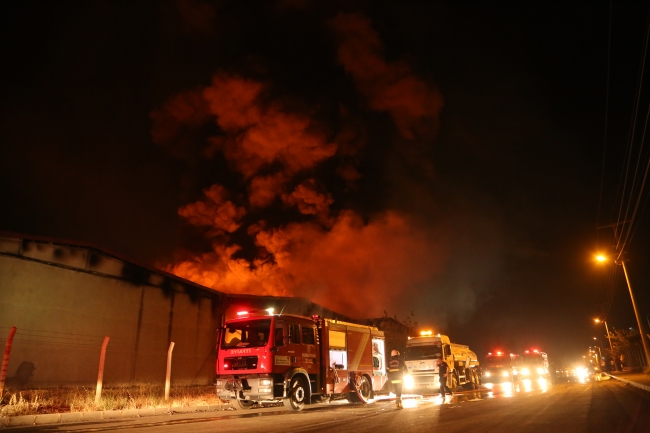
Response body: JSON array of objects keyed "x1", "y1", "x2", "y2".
[
  {"x1": 95, "y1": 336, "x2": 110, "y2": 403},
  {"x1": 165, "y1": 342, "x2": 175, "y2": 400},
  {"x1": 0, "y1": 327, "x2": 17, "y2": 395}
]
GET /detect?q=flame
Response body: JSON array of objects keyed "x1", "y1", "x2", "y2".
[{"x1": 166, "y1": 211, "x2": 440, "y2": 318}]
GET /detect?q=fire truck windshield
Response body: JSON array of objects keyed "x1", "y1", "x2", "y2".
[
  {"x1": 522, "y1": 353, "x2": 546, "y2": 368},
  {"x1": 221, "y1": 319, "x2": 271, "y2": 349},
  {"x1": 486, "y1": 356, "x2": 511, "y2": 368},
  {"x1": 405, "y1": 344, "x2": 442, "y2": 360}
]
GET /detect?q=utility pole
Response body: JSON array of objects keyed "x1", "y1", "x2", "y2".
[{"x1": 619, "y1": 260, "x2": 650, "y2": 367}]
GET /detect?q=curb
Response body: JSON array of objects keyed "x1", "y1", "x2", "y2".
[
  {"x1": 606, "y1": 373, "x2": 650, "y2": 393},
  {"x1": 0, "y1": 404, "x2": 226, "y2": 428}
]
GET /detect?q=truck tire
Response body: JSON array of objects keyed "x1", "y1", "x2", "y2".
[
  {"x1": 283, "y1": 377, "x2": 308, "y2": 411},
  {"x1": 232, "y1": 398, "x2": 254, "y2": 410},
  {"x1": 472, "y1": 370, "x2": 480, "y2": 386},
  {"x1": 464, "y1": 371, "x2": 476, "y2": 390},
  {"x1": 349, "y1": 374, "x2": 372, "y2": 403},
  {"x1": 449, "y1": 372, "x2": 458, "y2": 390}
]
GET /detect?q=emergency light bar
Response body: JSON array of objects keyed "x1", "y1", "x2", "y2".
[{"x1": 235, "y1": 308, "x2": 275, "y2": 318}]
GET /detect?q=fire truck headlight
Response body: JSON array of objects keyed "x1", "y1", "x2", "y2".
[
  {"x1": 404, "y1": 374, "x2": 415, "y2": 390},
  {"x1": 536, "y1": 368, "x2": 544, "y2": 375},
  {"x1": 522, "y1": 368, "x2": 530, "y2": 375},
  {"x1": 485, "y1": 372, "x2": 491, "y2": 377},
  {"x1": 260, "y1": 379, "x2": 272, "y2": 386},
  {"x1": 502, "y1": 371, "x2": 509, "y2": 377}
]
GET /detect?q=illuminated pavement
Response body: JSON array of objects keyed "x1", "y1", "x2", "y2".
[{"x1": 6, "y1": 379, "x2": 650, "y2": 432}]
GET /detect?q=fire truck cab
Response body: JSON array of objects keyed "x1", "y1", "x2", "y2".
[
  {"x1": 520, "y1": 349, "x2": 549, "y2": 379},
  {"x1": 483, "y1": 351, "x2": 521, "y2": 382},
  {"x1": 215, "y1": 311, "x2": 387, "y2": 410}
]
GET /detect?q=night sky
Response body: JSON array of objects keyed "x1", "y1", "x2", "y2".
[{"x1": 2, "y1": 1, "x2": 650, "y2": 366}]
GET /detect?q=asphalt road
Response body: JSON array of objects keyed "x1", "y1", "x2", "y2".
[{"x1": 9, "y1": 378, "x2": 650, "y2": 433}]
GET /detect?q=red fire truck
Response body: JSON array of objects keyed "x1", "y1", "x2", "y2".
[
  {"x1": 214, "y1": 310, "x2": 388, "y2": 411},
  {"x1": 520, "y1": 349, "x2": 549, "y2": 379},
  {"x1": 483, "y1": 351, "x2": 521, "y2": 382}
]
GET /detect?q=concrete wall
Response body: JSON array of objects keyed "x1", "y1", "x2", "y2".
[{"x1": 0, "y1": 235, "x2": 227, "y2": 387}]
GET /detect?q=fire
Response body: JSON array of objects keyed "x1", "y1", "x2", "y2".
[
  {"x1": 165, "y1": 210, "x2": 440, "y2": 318},
  {"x1": 153, "y1": 12, "x2": 446, "y2": 318}
]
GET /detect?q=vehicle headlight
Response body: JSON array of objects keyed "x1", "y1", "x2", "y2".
[
  {"x1": 404, "y1": 374, "x2": 414, "y2": 390},
  {"x1": 502, "y1": 371, "x2": 509, "y2": 377},
  {"x1": 260, "y1": 379, "x2": 272, "y2": 386},
  {"x1": 522, "y1": 368, "x2": 530, "y2": 375},
  {"x1": 485, "y1": 372, "x2": 491, "y2": 377},
  {"x1": 537, "y1": 368, "x2": 544, "y2": 375}
]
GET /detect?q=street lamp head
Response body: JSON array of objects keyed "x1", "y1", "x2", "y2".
[
  {"x1": 595, "y1": 254, "x2": 608, "y2": 263},
  {"x1": 594, "y1": 318, "x2": 601, "y2": 323}
]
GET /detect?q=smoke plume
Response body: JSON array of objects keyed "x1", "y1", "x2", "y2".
[
  {"x1": 330, "y1": 12, "x2": 444, "y2": 140},
  {"x1": 154, "y1": 11, "x2": 449, "y2": 318}
]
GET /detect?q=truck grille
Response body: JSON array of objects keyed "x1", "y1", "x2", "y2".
[{"x1": 224, "y1": 356, "x2": 258, "y2": 370}]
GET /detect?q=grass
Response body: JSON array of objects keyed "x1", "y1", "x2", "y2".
[{"x1": 0, "y1": 385, "x2": 225, "y2": 417}]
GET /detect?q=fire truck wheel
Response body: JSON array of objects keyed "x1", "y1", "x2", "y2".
[
  {"x1": 349, "y1": 375, "x2": 372, "y2": 403},
  {"x1": 283, "y1": 377, "x2": 307, "y2": 411},
  {"x1": 232, "y1": 398, "x2": 254, "y2": 410}
]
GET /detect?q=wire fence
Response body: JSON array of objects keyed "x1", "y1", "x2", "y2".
[
  {"x1": 0, "y1": 327, "x2": 164, "y2": 391},
  {"x1": 620, "y1": 342, "x2": 647, "y2": 369}
]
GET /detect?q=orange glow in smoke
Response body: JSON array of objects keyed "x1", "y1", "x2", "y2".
[{"x1": 153, "y1": 13, "x2": 446, "y2": 319}]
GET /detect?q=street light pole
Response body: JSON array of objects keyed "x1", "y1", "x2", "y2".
[
  {"x1": 595, "y1": 319, "x2": 614, "y2": 354},
  {"x1": 594, "y1": 345, "x2": 602, "y2": 359},
  {"x1": 618, "y1": 260, "x2": 650, "y2": 367}
]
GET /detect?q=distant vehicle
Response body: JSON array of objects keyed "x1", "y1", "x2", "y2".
[
  {"x1": 483, "y1": 351, "x2": 521, "y2": 382},
  {"x1": 402, "y1": 331, "x2": 481, "y2": 392},
  {"x1": 214, "y1": 310, "x2": 387, "y2": 411},
  {"x1": 555, "y1": 364, "x2": 597, "y2": 383},
  {"x1": 520, "y1": 349, "x2": 549, "y2": 379}
]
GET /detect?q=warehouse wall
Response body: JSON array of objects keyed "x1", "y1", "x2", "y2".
[{"x1": 0, "y1": 235, "x2": 226, "y2": 387}]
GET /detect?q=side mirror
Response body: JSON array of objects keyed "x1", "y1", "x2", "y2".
[{"x1": 214, "y1": 328, "x2": 221, "y2": 350}]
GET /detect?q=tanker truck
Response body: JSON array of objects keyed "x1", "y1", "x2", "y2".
[{"x1": 402, "y1": 331, "x2": 481, "y2": 392}]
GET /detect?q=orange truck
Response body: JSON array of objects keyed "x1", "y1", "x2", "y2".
[{"x1": 215, "y1": 310, "x2": 388, "y2": 410}]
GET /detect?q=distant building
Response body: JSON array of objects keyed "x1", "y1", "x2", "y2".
[{"x1": 366, "y1": 316, "x2": 413, "y2": 354}]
